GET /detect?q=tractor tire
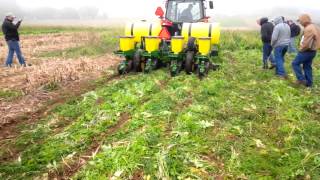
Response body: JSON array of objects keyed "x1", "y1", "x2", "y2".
[
  {"x1": 133, "y1": 50, "x2": 142, "y2": 72},
  {"x1": 187, "y1": 37, "x2": 196, "y2": 51},
  {"x1": 127, "y1": 60, "x2": 133, "y2": 72},
  {"x1": 185, "y1": 51, "x2": 195, "y2": 75}
]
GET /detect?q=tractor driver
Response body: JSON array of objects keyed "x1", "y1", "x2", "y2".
[{"x1": 180, "y1": 4, "x2": 194, "y2": 22}]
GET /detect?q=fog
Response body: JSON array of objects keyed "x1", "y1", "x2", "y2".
[{"x1": 0, "y1": 0, "x2": 319, "y2": 27}]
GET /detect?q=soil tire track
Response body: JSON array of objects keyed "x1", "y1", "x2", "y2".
[{"x1": 49, "y1": 112, "x2": 131, "y2": 180}]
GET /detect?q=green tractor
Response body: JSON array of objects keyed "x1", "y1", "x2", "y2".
[{"x1": 115, "y1": 0, "x2": 221, "y2": 78}]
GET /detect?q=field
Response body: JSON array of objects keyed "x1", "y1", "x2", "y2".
[{"x1": 0, "y1": 27, "x2": 320, "y2": 180}]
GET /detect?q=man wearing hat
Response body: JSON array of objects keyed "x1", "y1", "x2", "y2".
[
  {"x1": 2, "y1": 12, "x2": 26, "y2": 67},
  {"x1": 291, "y1": 14, "x2": 320, "y2": 87}
]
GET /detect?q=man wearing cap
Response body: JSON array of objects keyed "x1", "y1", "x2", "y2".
[
  {"x1": 2, "y1": 13, "x2": 26, "y2": 67},
  {"x1": 292, "y1": 14, "x2": 320, "y2": 87}
]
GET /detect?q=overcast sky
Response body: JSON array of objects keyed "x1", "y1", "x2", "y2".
[{"x1": 16, "y1": 0, "x2": 320, "y2": 18}]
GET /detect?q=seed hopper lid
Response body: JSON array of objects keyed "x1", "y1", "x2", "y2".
[
  {"x1": 172, "y1": 36, "x2": 184, "y2": 39},
  {"x1": 144, "y1": 36, "x2": 160, "y2": 39},
  {"x1": 198, "y1": 37, "x2": 211, "y2": 40},
  {"x1": 119, "y1": 36, "x2": 134, "y2": 38}
]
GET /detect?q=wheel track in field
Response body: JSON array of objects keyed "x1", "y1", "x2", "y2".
[
  {"x1": 0, "y1": 72, "x2": 123, "y2": 163},
  {"x1": 49, "y1": 112, "x2": 132, "y2": 180},
  {"x1": 68, "y1": 77, "x2": 203, "y2": 179},
  {"x1": 48, "y1": 73, "x2": 172, "y2": 179}
]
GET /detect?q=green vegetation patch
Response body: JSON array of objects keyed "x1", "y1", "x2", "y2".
[
  {"x1": 38, "y1": 28, "x2": 122, "y2": 58},
  {"x1": 1, "y1": 30, "x2": 320, "y2": 179},
  {"x1": 0, "y1": 89, "x2": 22, "y2": 101}
]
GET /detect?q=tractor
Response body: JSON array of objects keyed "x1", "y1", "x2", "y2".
[{"x1": 115, "y1": 0, "x2": 220, "y2": 78}]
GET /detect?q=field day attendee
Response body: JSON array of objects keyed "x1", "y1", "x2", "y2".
[
  {"x1": 291, "y1": 14, "x2": 320, "y2": 87},
  {"x1": 180, "y1": 4, "x2": 194, "y2": 22},
  {"x1": 287, "y1": 20, "x2": 301, "y2": 53},
  {"x1": 1, "y1": 12, "x2": 26, "y2": 67},
  {"x1": 271, "y1": 16, "x2": 291, "y2": 78},
  {"x1": 257, "y1": 17, "x2": 275, "y2": 69}
]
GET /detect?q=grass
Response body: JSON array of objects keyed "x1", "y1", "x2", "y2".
[
  {"x1": 0, "y1": 29, "x2": 320, "y2": 179},
  {"x1": 37, "y1": 27, "x2": 122, "y2": 58},
  {"x1": 0, "y1": 89, "x2": 22, "y2": 101},
  {"x1": 0, "y1": 26, "x2": 112, "y2": 36}
]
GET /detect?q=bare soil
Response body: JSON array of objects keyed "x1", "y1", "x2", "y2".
[{"x1": 0, "y1": 32, "x2": 120, "y2": 139}]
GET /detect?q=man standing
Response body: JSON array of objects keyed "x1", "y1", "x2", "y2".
[
  {"x1": 271, "y1": 16, "x2": 291, "y2": 78},
  {"x1": 287, "y1": 20, "x2": 301, "y2": 53},
  {"x1": 2, "y1": 13, "x2": 26, "y2": 67},
  {"x1": 292, "y1": 14, "x2": 320, "y2": 87},
  {"x1": 180, "y1": 4, "x2": 193, "y2": 22},
  {"x1": 258, "y1": 17, "x2": 275, "y2": 69}
]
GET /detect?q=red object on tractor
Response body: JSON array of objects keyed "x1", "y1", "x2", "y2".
[
  {"x1": 155, "y1": 6, "x2": 173, "y2": 40},
  {"x1": 161, "y1": 18, "x2": 173, "y2": 26},
  {"x1": 155, "y1": 7, "x2": 164, "y2": 18},
  {"x1": 159, "y1": 27, "x2": 171, "y2": 40}
]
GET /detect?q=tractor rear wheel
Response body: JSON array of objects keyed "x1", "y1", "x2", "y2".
[
  {"x1": 133, "y1": 50, "x2": 142, "y2": 72},
  {"x1": 185, "y1": 51, "x2": 195, "y2": 74}
]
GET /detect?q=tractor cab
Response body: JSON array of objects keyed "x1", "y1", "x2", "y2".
[
  {"x1": 165, "y1": 0, "x2": 209, "y2": 23},
  {"x1": 159, "y1": 0, "x2": 214, "y2": 36}
]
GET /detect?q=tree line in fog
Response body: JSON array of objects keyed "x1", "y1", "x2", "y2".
[{"x1": 0, "y1": 0, "x2": 108, "y2": 20}]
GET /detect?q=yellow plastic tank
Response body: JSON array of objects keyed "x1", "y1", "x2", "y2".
[
  {"x1": 119, "y1": 36, "x2": 135, "y2": 52},
  {"x1": 198, "y1": 37, "x2": 212, "y2": 55},
  {"x1": 181, "y1": 23, "x2": 221, "y2": 45},
  {"x1": 125, "y1": 22, "x2": 162, "y2": 43},
  {"x1": 171, "y1": 36, "x2": 185, "y2": 54},
  {"x1": 144, "y1": 36, "x2": 161, "y2": 53}
]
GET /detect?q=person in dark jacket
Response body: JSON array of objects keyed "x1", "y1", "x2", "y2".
[
  {"x1": 287, "y1": 20, "x2": 301, "y2": 53},
  {"x1": 258, "y1": 17, "x2": 275, "y2": 69},
  {"x1": 2, "y1": 13, "x2": 26, "y2": 67}
]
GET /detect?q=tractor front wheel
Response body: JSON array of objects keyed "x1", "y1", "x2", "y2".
[
  {"x1": 133, "y1": 50, "x2": 143, "y2": 72},
  {"x1": 185, "y1": 51, "x2": 195, "y2": 74}
]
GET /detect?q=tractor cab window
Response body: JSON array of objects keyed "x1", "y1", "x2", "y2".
[{"x1": 166, "y1": 0, "x2": 203, "y2": 23}]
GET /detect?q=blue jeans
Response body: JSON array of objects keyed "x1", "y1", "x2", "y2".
[
  {"x1": 288, "y1": 37, "x2": 297, "y2": 53},
  {"x1": 263, "y1": 43, "x2": 275, "y2": 66},
  {"x1": 6, "y1": 40, "x2": 26, "y2": 67},
  {"x1": 274, "y1": 45, "x2": 288, "y2": 76},
  {"x1": 292, "y1": 51, "x2": 317, "y2": 87}
]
